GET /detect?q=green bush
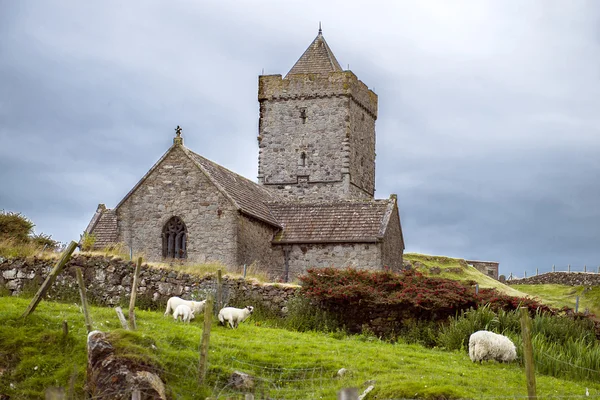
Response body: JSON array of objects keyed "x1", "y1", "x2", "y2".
[
  {"x1": 0, "y1": 210, "x2": 34, "y2": 243},
  {"x1": 79, "y1": 232, "x2": 96, "y2": 252}
]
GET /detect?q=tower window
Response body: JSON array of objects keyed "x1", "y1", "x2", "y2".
[
  {"x1": 300, "y1": 108, "x2": 307, "y2": 124},
  {"x1": 300, "y1": 152, "x2": 307, "y2": 167},
  {"x1": 162, "y1": 216, "x2": 187, "y2": 259}
]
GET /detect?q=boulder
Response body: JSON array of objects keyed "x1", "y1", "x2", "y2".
[{"x1": 87, "y1": 331, "x2": 167, "y2": 400}]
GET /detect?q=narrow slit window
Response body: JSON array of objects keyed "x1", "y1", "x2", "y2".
[
  {"x1": 300, "y1": 108, "x2": 307, "y2": 124},
  {"x1": 300, "y1": 152, "x2": 307, "y2": 167}
]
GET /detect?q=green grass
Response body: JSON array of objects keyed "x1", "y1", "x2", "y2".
[
  {"x1": 510, "y1": 284, "x2": 600, "y2": 316},
  {"x1": 404, "y1": 253, "x2": 530, "y2": 298},
  {"x1": 1, "y1": 297, "x2": 600, "y2": 399}
]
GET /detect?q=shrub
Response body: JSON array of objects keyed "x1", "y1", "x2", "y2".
[
  {"x1": 79, "y1": 232, "x2": 97, "y2": 252},
  {"x1": 30, "y1": 233, "x2": 60, "y2": 251},
  {"x1": 298, "y1": 267, "x2": 560, "y2": 337},
  {"x1": 0, "y1": 210, "x2": 34, "y2": 243}
]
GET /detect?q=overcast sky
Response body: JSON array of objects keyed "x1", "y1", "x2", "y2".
[{"x1": 1, "y1": 1, "x2": 599, "y2": 277}]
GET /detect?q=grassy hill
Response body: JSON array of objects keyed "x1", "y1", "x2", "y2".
[
  {"x1": 507, "y1": 284, "x2": 600, "y2": 316},
  {"x1": 404, "y1": 253, "x2": 529, "y2": 297},
  {"x1": 1, "y1": 296, "x2": 599, "y2": 399}
]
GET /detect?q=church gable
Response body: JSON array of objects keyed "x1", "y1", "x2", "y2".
[{"x1": 98, "y1": 144, "x2": 240, "y2": 263}]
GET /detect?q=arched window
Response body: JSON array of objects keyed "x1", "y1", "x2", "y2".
[{"x1": 162, "y1": 216, "x2": 187, "y2": 259}]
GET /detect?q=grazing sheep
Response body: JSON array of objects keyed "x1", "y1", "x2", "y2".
[
  {"x1": 218, "y1": 306, "x2": 254, "y2": 329},
  {"x1": 173, "y1": 304, "x2": 195, "y2": 323},
  {"x1": 164, "y1": 296, "x2": 206, "y2": 316},
  {"x1": 469, "y1": 330, "x2": 517, "y2": 363}
]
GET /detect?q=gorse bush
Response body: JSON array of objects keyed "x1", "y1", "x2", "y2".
[
  {"x1": 0, "y1": 210, "x2": 60, "y2": 256},
  {"x1": 0, "y1": 210, "x2": 34, "y2": 243}
]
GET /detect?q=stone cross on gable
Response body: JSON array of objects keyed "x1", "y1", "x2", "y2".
[{"x1": 173, "y1": 125, "x2": 184, "y2": 145}]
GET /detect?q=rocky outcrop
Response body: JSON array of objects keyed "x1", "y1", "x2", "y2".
[
  {"x1": 507, "y1": 272, "x2": 600, "y2": 286},
  {"x1": 0, "y1": 254, "x2": 298, "y2": 314},
  {"x1": 87, "y1": 331, "x2": 167, "y2": 399}
]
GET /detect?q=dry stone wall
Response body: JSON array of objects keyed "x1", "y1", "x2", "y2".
[
  {"x1": 507, "y1": 272, "x2": 600, "y2": 286},
  {"x1": 0, "y1": 255, "x2": 298, "y2": 313}
]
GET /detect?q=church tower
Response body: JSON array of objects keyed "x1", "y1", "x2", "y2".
[{"x1": 257, "y1": 28, "x2": 378, "y2": 200}]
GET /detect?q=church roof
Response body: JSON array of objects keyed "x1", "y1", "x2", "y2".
[
  {"x1": 184, "y1": 148, "x2": 282, "y2": 227},
  {"x1": 286, "y1": 29, "x2": 343, "y2": 76},
  {"x1": 84, "y1": 207, "x2": 118, "y2": 249},
  {"x1": 269, "y1": 199, "x2": 396, "y2": 243}
]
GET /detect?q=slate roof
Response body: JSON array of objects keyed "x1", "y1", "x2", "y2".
[
  {"x1": 86, "y1": 208, "x2": 118, "y2": 249},
  {"x1": 87, "y1": 143, "x2": 398, "y2": 247},
  {"x1": 286, "y1": 31, "x2": 343, "y2": 76},
  {"x1": 269, "y1": 199, "x2": 395, "y2": 243},
  {"x1": 184, "y1": 148, "x2": 281, "y2": 227}
]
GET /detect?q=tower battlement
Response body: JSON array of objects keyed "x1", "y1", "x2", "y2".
[{"x1": 257, "y1": 31, "x2": 378, "y2": 201}]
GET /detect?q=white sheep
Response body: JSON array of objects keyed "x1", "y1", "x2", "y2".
[
  {"x1": 173, "y1": 304, "x2": 195, "y2": 323},
  {"x1": 164, "y1": 296, "x2": 206, "y2": 316},
  {"x1": 469, "y1": 330, "x2": 517, "y2": 363},
  {"x1": 218, "y1": 306, "x2": 254, "y2": 329}
]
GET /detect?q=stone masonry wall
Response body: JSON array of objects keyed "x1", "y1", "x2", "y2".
[
  {"x1": 236, "y1": 214, "x2": 281, "y2": 272},
  {"x1": 258, "y1": 96, "x2": 348, "y2": 184},
  {"x1": 507, "y1": 272, "x2": 600, "y2": 286},
  {"x1": 0, "y1": 255, "x2": 297, "y2": 313},
  {"x1": 257, "y1": 71, "x2": 377, "y2": 201},
  {"x1": 348, "y1": 99, "x2": 376, "y2": 197},
  {"x1": 467, "y1": 261, "x2": 499, "y2": 280},
  {"x1": 117, "y1": 146, "x2": 239, "y2": 265},
  {"x1": 275, "y1": 242, "x2": 382, "y2": 282},
  {"x1": 381, "y1": 203, "x2": 403, "y2": 272}
]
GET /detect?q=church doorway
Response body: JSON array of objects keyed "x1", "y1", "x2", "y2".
[{"x1": 162, "y1": 216, "x2": 187, "y2": 259}]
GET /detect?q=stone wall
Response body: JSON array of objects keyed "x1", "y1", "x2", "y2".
[
  {"x1": 0, "y1": 255, "x2": 297, "y2": 313},
  {"x1": 274, "y1": 242, "x2": 383, "y2": 282},
  {"x1": 257, "y1": 71, "x2": 377, "y2": 201},
  {"x1": 348, "y1": 98, "x2": 376, "y2": 197},
  {"x1": 507, "y1": 272, "x2": 600, "y2": 286},
  {"x1": 381, "y1": 201, "x2": 404, "y2": 272},
  {"x1": 117, "y1": 146, "x2": 239, "y2": 264},
  {"x1": 467, "y1": 261, "x2": 499, "y2": 280},
  {"x1": 236, "y1": 214, "x2": 280, "y2": 272},
  {"x1": 258, "y1": 96, "x2": 348, "y2": 185}
]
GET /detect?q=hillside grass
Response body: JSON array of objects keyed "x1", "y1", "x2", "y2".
[
  {"x1": 404, "y1": 253, "x2": 529, "y2": 297},
  {"x1": 510, "y1": 284, "x2": 600, "y2": 316},
  {"x1": 1, "y1": 297, "x2": 599, "y2": 399}
]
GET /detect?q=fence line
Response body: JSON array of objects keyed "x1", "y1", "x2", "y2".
[{"x1": 508, "y1": 264, "x2": 600, "y2": 280}]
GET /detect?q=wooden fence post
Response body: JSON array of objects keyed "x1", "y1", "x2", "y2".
[
  {"x1": 520, "y1": 307, "x2": 537, "y2": 399},
  {"x1": 584, "y1": 265, "x2": 587, "y2": 273},
  {"x1": 75, "y1": 268, "x2": 93, "y2": 333},
  {"x1": 552, "y1": 265, "x2": 555, "y2": 273},
  {"x1": 568, "y1": 264, "x2": 571, "y2": 273},
  {"x1": 44, "y1": 387, "x2": 65, "y2": 400},
  {"x1": 535, "y1": 268, "x2": 538, "y2": 276},
  {"x1": 338, "y1": 388, "x2": 359, "y2": 400},
  {"x1": 128, "y1": 257, "x2": 142, "y2": 331},
  {"x1": 115, "y1": 307, "x2": 129, "y2": 330},
  {"x1": 131, "y1": 389, "x2": 141, "y2": 400},
  {"x1": 524, "y1": 271, "x2": 527, "y2": 278},
  {"x1": 199, "y1": 294, "x2": 214, "y2": 384},
  {"x1": 216, "y1": 269, "x2": 223, "y2": 315},
  {"x1": 575, "y1": 296, "x2": 580, "y2": 313},
  {"x1": 243, "y1": 264, "x2": 247, "y2": 279},
  {"x1": 22, "y1": 241, "x2": 78, "y2": 318}
]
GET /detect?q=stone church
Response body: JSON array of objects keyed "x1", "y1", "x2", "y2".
[{"x1": 85, "y1": 29, "x2": 405, "y2": 281}]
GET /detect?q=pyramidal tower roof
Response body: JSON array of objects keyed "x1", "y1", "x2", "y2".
[{"x1": 286, "y1": 25, "x2": 343, "y2": 77}]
